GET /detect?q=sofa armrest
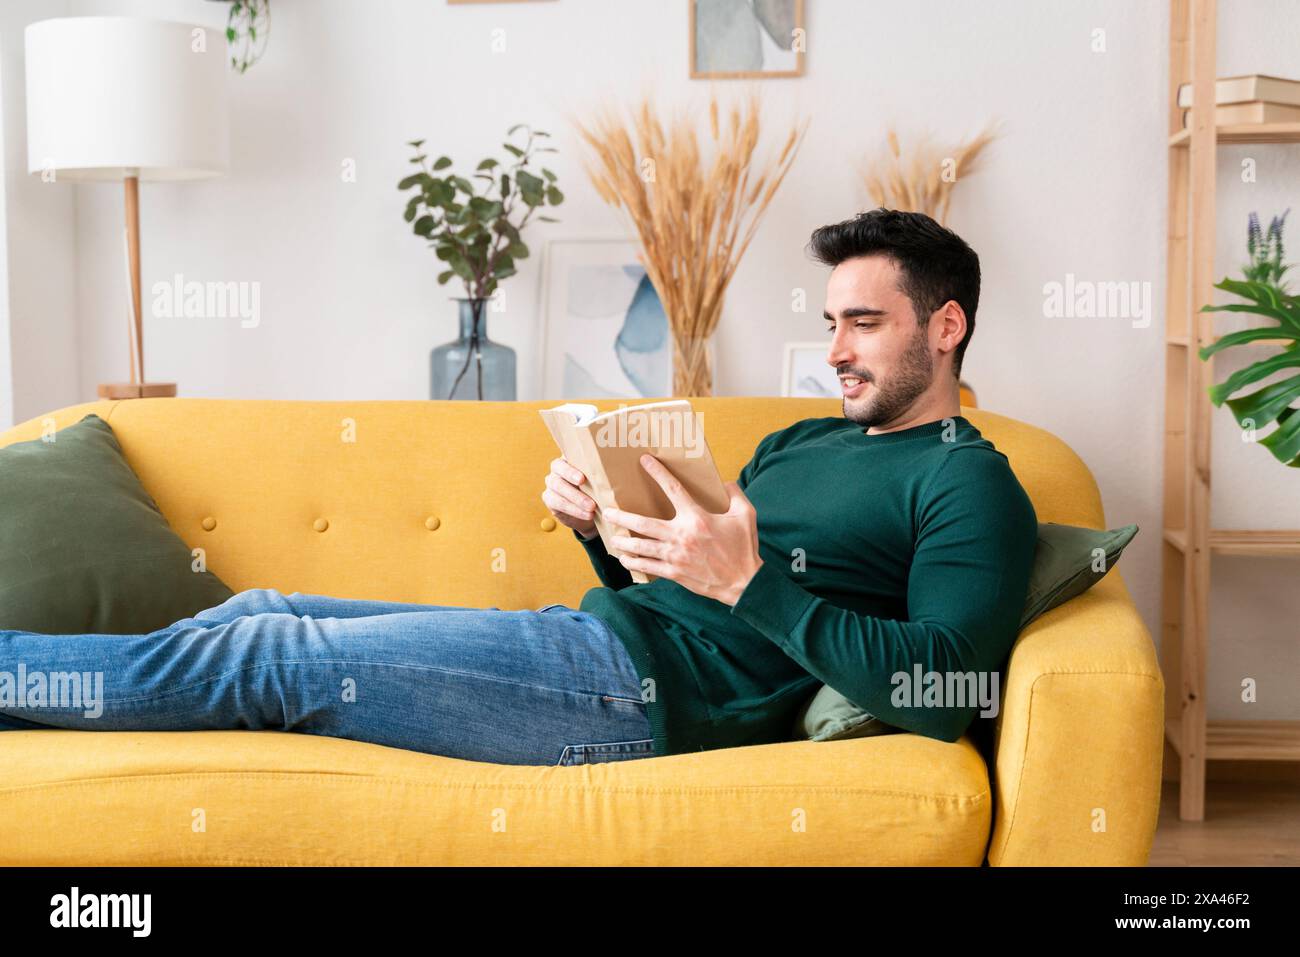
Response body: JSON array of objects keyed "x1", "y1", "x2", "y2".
[{"x1": 987, "y1": 567, "x2": 1164, "y2": 866}]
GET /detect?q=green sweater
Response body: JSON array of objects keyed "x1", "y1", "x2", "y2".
[{"x1": 576, "y1": 414, "x2": 1039, "y2": 758}]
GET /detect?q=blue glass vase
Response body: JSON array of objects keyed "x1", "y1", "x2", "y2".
[{"x1": 431, "y1": 298, "x2": 516, "y2": 401}]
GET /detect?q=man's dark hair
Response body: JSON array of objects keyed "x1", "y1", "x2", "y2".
[{"x1": 806, "y1": 207, "x2": 980, "y2": 380}]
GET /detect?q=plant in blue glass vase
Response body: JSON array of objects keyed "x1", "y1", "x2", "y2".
[
  {"x1": 399, "y1": 124, "x2": 563, "y2": 400},
  {"x1": 1197, "y1": 209, "x2": 1300, "y2": 467}
]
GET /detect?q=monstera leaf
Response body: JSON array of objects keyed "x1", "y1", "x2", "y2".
[{"x1": 1197, "y1": 277, "x2": 1300, "y2": 467}]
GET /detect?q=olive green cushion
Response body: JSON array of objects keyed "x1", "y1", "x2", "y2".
[
  {"x1": 0, "y1": 413, "x2": 234, "y2": 634},
  {"x1": 796, "y1": 521, "x2": 1139, "y2": 742}
]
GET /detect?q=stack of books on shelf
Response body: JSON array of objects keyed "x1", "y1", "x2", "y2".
[{"x1": 1179, "y1": 73, "x2": 1300, "y2": 129}]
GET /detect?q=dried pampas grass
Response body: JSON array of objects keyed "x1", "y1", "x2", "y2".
[
  {"x1": 574, "y1": 92, "x2": 807, "y2": 396},
  {"x1": 862, "y1": 123, "x2": 1000, "y2": 226}
]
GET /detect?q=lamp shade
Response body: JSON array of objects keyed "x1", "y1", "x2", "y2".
[{"x1": 25, "y1": 16, "x2": 229, "y2": 182}]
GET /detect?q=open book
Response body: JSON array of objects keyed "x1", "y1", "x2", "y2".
[{"x1": 538, "y1": 399, "x2": 730, "y2": 584}]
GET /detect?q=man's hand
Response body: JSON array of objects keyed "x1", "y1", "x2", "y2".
[
  {"x1": 606, "y1": 453, "x2": 763, "y2": 606},
  {"x1": 542, "y1": 457, "x2": 598, "y2": 539}
]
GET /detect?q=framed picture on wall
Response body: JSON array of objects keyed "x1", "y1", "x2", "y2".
[
  {"x1": 539, "y1": 240, "x2": 716, "y2": 400},
  {"x1": 690, "y1": 0, "x2": 806, "y2": 79},
  {"x1": 781, "y1": 341, "x2": 838, "y2": 398}
]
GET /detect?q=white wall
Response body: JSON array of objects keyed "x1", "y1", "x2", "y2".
[
  {"x1": 4, "y1": 0, "x2": 1298, "y2": 720},
  {"x1": 1, "y1": 0, "x2": 77, "y2": 430},
  {"x1": 0, "y1": 20, "x2": 10, "y2": 430}
]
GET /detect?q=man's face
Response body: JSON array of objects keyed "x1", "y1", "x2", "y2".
[{"x1": 824, "y1": 254, "x2": 936, "y2": 429}]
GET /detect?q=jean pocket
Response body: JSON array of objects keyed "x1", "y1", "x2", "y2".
[
  {"x1": 556, "y1": 737, "x2": 655, "y2": 766},
  {"x1": 598, "y1": 692, "x2": 646, "y2": 708}
]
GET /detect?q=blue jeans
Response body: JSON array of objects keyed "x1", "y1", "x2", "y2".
[{"x1": 0, "y1": 589, "x2": 654, "y2": 766}]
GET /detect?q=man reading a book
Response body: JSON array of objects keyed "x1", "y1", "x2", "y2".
[
  {"x1": 1, "y1": 208, "x2": 1037, "y2": 770},
  {"x1": 546, "y1": 207, "x2": 1038, "y2": 759}
]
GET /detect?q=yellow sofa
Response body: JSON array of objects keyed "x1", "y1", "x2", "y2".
[{"x1": 0, "y1": 397, "x2": 1163, "y2": 865}]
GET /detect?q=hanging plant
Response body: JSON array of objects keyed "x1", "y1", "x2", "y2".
[
  {"x1": 207, "y1": 0, "x2": 271, "y2": 73},
  {"x1": 1197, "y1": 209, "x2": 1300, "y2": 467}
]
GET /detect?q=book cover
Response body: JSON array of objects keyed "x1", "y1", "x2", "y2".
[
  {"x1": 539, "y1": 399, "x2": 730, "y2": 584},
  {"x1": 1176, "y1": 74, "x2": 1300, "y2": 108},
  {"x1": 1181, "y1": 100, "x2": 1300, "y2": 129}
]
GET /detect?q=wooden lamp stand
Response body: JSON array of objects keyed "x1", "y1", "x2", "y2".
[{"x1": 97, "y1": 174, "x2": 177, "y2": 400}]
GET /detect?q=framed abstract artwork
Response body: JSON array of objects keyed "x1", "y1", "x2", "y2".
[
  {"x1": 690, "y1": 0, "x2": 806, "y2": 79},
  {"x1": 540, "y1": 240, "x2": 714, "y2": 400},
  {"x1": 781, "y1": 341, "x2": 838, "y2": 398}
]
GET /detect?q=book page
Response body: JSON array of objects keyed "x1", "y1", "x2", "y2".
[{"x1": 539, "y1": 406, "x2": 632, "y2": 574}]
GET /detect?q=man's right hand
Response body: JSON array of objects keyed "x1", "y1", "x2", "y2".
[{"x1": 542, "y1": 457, "x2": 599, "y2": 540}]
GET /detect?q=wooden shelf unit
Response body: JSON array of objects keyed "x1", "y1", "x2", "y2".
[
  {"x1": 1163, "y1": 527, "x2": 1300, "y2": 557},
  {"x1": 1161, "y1": 0, "x2": 1300, "y2": 822},
  {"x1": 1168, "y1": 121, "x2": 1300, "y2": 147}
]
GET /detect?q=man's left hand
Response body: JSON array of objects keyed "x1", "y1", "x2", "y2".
[{"x1": 606, "y1": 453, "x2": 763, "y2": 606}]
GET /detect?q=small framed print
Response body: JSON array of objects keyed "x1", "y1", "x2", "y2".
[
  {"x1": 781, "y1": 341, "x2": 838, "y2": 398},
  {"x1": 690, "y1": 0, "x2": 806, "y2": 79},
  {"x1": 539, "y1": 239, "x2": 716, "y2": 400}
]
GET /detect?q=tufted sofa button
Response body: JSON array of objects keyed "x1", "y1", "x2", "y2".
[
  {"x1": 540, "y1": 516, "x2": 557, "y2": 532},
  {"x1": 313, "y1": 518, "x2": 329, "y2": 533},
  {"x1": 201, "y1": 516, "x2": 216, "y2": 531},
  {"x1": 425, "y1": 516, "x2": 440, "y2": 531}
]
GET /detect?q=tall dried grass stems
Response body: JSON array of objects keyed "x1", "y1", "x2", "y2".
[
  {"x1": 862, "y1": 123, "x2": 1000, "y2": 226},
  {"x1": 575, "y1": 93, "x2": 808, "y2": 396}
]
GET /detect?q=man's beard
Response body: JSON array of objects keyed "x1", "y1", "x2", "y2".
[{"x1": 841, "y1": 325, "x2": 934, "y2": 429}]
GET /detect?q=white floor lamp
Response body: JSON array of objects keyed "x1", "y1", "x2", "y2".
[{"x1": 25, "y1": 16, "x2": 230, "y2": 399}]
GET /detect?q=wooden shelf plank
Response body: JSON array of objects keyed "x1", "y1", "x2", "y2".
[
  {"x1": 1170, "y1": 121, "x2": 1300, "y2": 147},
  {"x1": 1166, "y1": 334, "x2": 1293, "y2": 347},
  {"x1": 1163, "y1": 528, "x2": 1300, "y2": 555},
  {"x1": 1210, "y1": 529, "x2": 1300, "y2": 555},
  {"x1": 1165, "y1": 719, "x2": 1300, "y2": 760}
]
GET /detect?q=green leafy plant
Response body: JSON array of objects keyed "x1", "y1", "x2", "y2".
[
  {"x1": 398, "y1": 124, "x2": 563, "y2": 301},
  {"x1": 1243, "y1": 209, "x2": 1290, "y2": 285},
  {"x1": 1197, "y1": 209, "x2": 1300, "y2": 467},
  {"x1": 222, "y1": 0, "x2": 270, "y2": 74}
]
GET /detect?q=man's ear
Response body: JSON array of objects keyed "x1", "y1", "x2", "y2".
[{"x1": 935, "y1": 300, "x2": 966, "y2": 351}]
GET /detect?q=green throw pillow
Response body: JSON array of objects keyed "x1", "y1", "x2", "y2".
[
  {"x1": 0, "y1": 413, "x2": 234, "y2": 634},
  {"x1": 797, "y1": 521, "x2": 1139, "y2": 742}
]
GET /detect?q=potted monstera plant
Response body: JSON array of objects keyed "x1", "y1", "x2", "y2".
[{"x1": 1197, "y1": 209, "x2": 1300, "y2": 467}]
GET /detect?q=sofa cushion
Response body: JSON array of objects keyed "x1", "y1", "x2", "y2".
[
  {"x1": 1021, "y1": 522, "x2": 1139, "y2": 624},
  {"x1": 0, "y1": 413, "x2": 234, "y2": 634},
  {"x1": 797, "y1": 521, "x2": 1139, "y2": 742},
  {"x1": 0, "y1": 728, "x2": 993, "y2": 865}
]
